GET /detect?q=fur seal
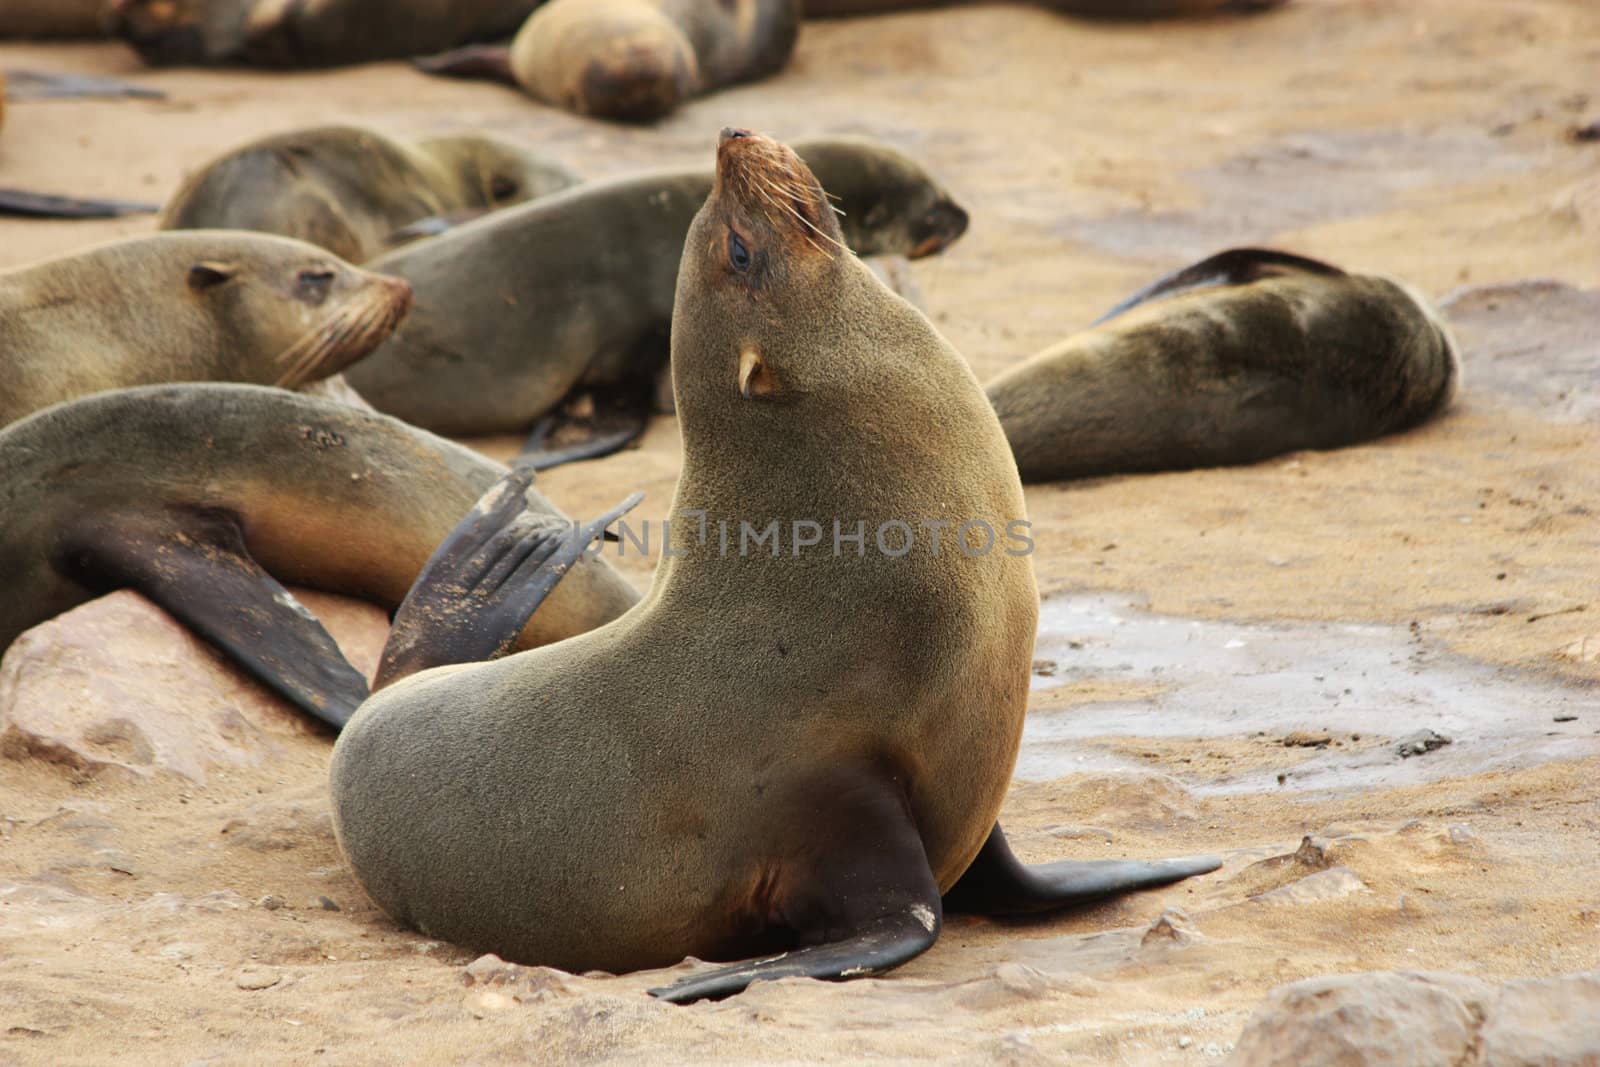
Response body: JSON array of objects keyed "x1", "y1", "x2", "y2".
[
  {"x1": 419, "y1": 0, "x2": 800, "y2": 122},
  {"x1": 0, "y1": 231, "x2": 413, "y2": 429},
  {"x1": 107, "y1": 0, "x2": 540, "y2": 67},
  {"x1": 0, "y1": 0, "x2": 108, "y2": 37},
  {"x1": 345, "y1": 135, "x2": 970, "y2": 437},
  {"x1": 985, "y1": 248, "x2": 1461, "y2": 483},
  {"x1": 0, "y1": 383, "x2": 640, "y2": 730},
  {"x1": 329, "y1": 128, "x2": 1217, "y2": 1001},
  {"x1": 802, "y1": 0, "x2": 1287, "y2": 16},
  {"x1": 161, "y1": 125, "x2": 582, "y2": 264}
]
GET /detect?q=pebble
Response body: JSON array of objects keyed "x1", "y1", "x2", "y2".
[{"x1": 235, "y1": 967, "x2": 281, "y2": 991}]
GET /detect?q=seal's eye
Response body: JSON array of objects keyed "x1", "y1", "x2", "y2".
[
  {"x1": 728, "y1": 231, "x2": 752, "y2": 273},
  {"x1": 489, "y1": 175, "x2": 519, "y2": 201},
  {"x1": 296, "y1": 268, "x2": 337, "y2": 305}
]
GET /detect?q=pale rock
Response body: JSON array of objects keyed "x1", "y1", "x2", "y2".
[
  {"x1": 0, "y1": 589, "x2": 388, "y2": 783},
  {"x1": 1250, "y1": 866, "x2": 1368, "y2": 906}
]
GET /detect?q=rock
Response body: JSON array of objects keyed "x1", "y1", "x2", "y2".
[
  {"x1": 1479, "y1": 972, "x2": 1600, "y2": 1067},
  {"x1": 1557, "y1": 633, "x2": 1599, "y2": 663},
  {"x1": 1141, "y1": 907, "x2": 1200, "y2": 947},
  {"x1": 1396, "y1": 730, "x2": 1451, "y2": 759},
  {"x1": 463, "y1": 953, "x2": 524, "y2": 987},
  {"x1": 0, "y1": 590, "x2": 388, "y2": 783},
  {"x1": 1282, "y1": 731, "x2": 1332, "y2": 748},
  {"x1": 1227, "y1": 970, "x2": 1600, "y2": 1067},
  {"x1": 1250, "y1": 866, "x2": 1368, "y2": 906},
  {"x1": 1226, "y1": 971, "x2": 1493, "y2": 1066},
  {"x1": 235, "y1": 967, "x2": 281, "y2": 991}
]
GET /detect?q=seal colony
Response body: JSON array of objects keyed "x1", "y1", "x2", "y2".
[
  {"x1": 986, "y1": 248, "x2": 1461, "y2": 483},
  {"x1": 161, "y1": 126, "x2": 582, "y2": 263},
  {"x1": 0, "y1": 232, "x2": 412, "y2": 428},
  {"x1": 345, "y1": 135, "x2": 970, "y2": 439},
  {"x1": 329, "y1": 129, "x2": 1219, "y2": 1001},
  {"x1": 0, "y1": 384, "x2": 641, "y2": 730}
]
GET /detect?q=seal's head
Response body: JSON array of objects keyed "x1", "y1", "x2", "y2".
[
  {"x1": 173, "y1": 234, "x2": 413, "y2": 388},
  {"x1": 672, "y1": 129, "x2": 854, "y2": 420},
  {"x1": 415, "y1": 134, "x2": 583, "y2": 211},
  {"x1": 794, "y1": 137, "x2": 969, "y2": 259},
  {"x1": 108, "y1": 0, "x2": 242, "y2": 65}
]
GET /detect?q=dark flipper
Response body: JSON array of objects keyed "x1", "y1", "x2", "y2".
[
  {"x1": 1092, "y1": 247, "x2": 1346, "y2": 326},
  {"x1": 515, "y1": 390, "x2": 652, "y2": 473},
  {"x1": 943, "y1": 823, "x2": 1221, "y2": 916},
  {"x1": 0, "y1": 188, "x2": 161, "y2": 218},
  {"x1": 374, "y1": 470, "x2": 642, "y2": 688},
  {"x1": 3, "y1": 69, "x2": 167, "y2": 100},
  {"x1": 651, "y1": 762, "x2": 943, "y2": 1004},
  {"x1": 412, "y1": 45, "x2": 518, "y2": 85},
  {"x1": 55, "y1": 507, "x2": 370, "y2": 731},
  {"x1": 649, "y1": 912, "x2": 941, "y2": 1004}
]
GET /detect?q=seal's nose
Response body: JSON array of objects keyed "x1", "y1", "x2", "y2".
[{"x1": 719, "y1": 127, "x2": 753, "y2": 145}]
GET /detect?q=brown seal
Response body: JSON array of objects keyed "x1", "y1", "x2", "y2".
[
  {"x1": 160, "y1": 125, "x2": 582, "y2": 263},
  {"x1": 985, "y1": 248, "x2": 1461, "y2": 483},
  {"x1": 107, "y1": 0, "x2": 541, "y2": 66},
  {"x1": 345, "y1": 135, "x2": 970, "y2": 445},
  {"x1": 0, "y1": 231, "x2": 413, "y2": 429},
  {"x1": 420, "y1": 0, "x2": 801, "y2": 122},
  {"x1": 0, "y1": 383, "x2": 640, "y2": 730},
  {"x1": 803, "y1": 0, "x2": 1287, "y2": 16},
  {"x1": 329, "y1": 129, "x2": 1217, "y2": 1001}
]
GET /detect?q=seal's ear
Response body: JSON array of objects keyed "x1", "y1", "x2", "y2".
[
  {"x1": 188, "y1": 262, "x2": 239, "y2": 291},
  {"x1": 739, "y1": 345, "x2": 775, "y2": 399}
]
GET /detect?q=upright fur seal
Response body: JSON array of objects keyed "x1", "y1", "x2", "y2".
[
  {"x1": 0, "y1": 232, "x2": 412, "y2": 429},
  {"x1": 420, "y1": 0, "x2": 800, "y2": 122},
  {"x1": 161, "y1": 126, "x2": 581, "y2": 263},
  {"x1": 985, "y1": 248, "x2": 1461, "y2": 483},
  {"x1": 330, "y1": 129, "x2": 1217, "y2": 1001},
  {"x1": 346, "y1": 135, "x2": 970, "y2": 437},
  {"x1": 108, "y1": 0, "x2": 541, "y2": 66},
  {"x1": 0, "y1": 384, "x2": 640, "y2": 730}
]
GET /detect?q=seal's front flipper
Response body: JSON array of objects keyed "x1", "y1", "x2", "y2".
[
  {"x1": 375, "y1": 470, "x2": 641, "y2": 687},
  {"x1": 55, "y1": 507, "x2": 370, "y2": 731},
  {"x1": 412, "y1": 45, "x2": 517, "y2": 85},
  {"x1": 650, "y1": 764, "x2": 942, "y2": 1004},
  {"x1": 942, "y1": 823, "x2": 1221, "y2": 916},
  {"x1": 3, "y1": 70, "x2": 167, "y2": 100},
  {"x1": 515, "y1": 388, "x2": 653, "y2": 473},
  {"x1": 0, "y1": 188, "x2": 160, "y2": 219},
  {"x1": 1092, "y1": 247, "x2": 1346, "y2": 326}
]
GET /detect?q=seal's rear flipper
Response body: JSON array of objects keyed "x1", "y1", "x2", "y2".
[
  {"x1": 942, "y1": 823, "x2": 1221, "y2": 916},
  {"x1": 413, "y1": 45, "x2": 517, "y2": 85},
  {"x1": 515, "y1": 390, "x2": 652, "y2": 472},
  {"x1": 650, "y1": 764, "x2": 943, "y2": 1004},
  {"x1": 0, "y1": 189, "x2": 160, "y2": 219},
  {"x1": 55, "y1": 508, "x2": 370, "y2": 731},
  {"x1": 374, "y1": 471, "x2": 641, "y2": 688},
  {"x1": 3, "y1": 70, "x2": 167, "y2": 100},
  {"x1": 1092, "y1": 247, "x2": 1346, "y2": 326}
]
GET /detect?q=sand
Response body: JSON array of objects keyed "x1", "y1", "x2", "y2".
[{"x1": 1, "y1": 0, "x2": 1597, "y2": 1062}]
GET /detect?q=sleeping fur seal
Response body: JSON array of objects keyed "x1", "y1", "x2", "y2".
[
  {"x1": 161, "y1": 126, "x2": 581, "y2": 263},
  {"x1": 419, "y1": 0, "x2": 800, "y2": 122},
  {"x1": 329, "y1": 128, "x2": 1217, "y2": 1001},
  {"x1": 985, "y1": 248, "x2": 1461, "y2": 483},
  {"x1": 0, "y1": 383, "x2": 639, "y2": 730},
  {"x1": 0, "y1": 232, "x2": 412, "y2": 429},
  {"x1": 345, "y1": 135, "x2": 970, "y2": 437},
  {"x1": 107, "y1": 0, "x2": 541, "y2": 67}
]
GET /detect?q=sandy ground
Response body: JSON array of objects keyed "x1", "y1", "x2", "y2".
[{"x1": 2, "y1": 0, "x2": 1598, "y2": 1063}]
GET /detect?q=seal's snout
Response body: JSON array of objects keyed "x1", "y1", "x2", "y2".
[{"x1": 719, "y1": 127, "x2": 753, "y2": 144}]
